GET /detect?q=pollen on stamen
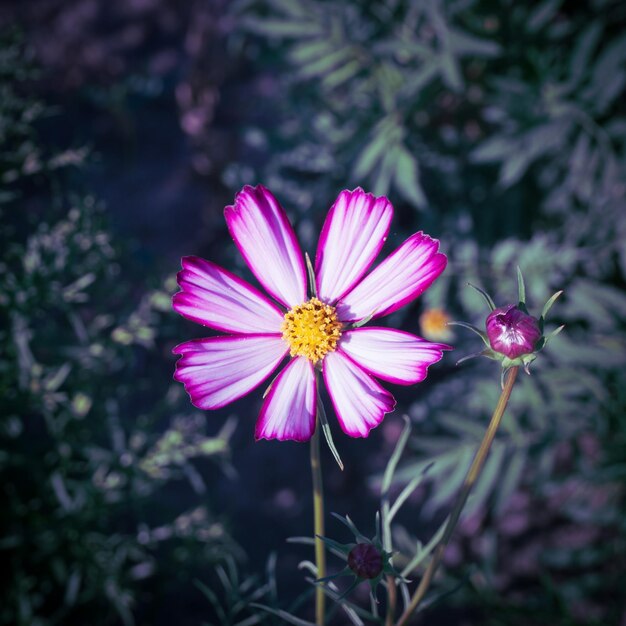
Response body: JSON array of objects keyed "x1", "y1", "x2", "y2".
[{"x1": 281, "y1": 297, "x2": 342, "y2": 364}]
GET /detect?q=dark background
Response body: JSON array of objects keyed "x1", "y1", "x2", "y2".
[{"x1": 1, "y1": 1, "x2": 625, "y2": 625}]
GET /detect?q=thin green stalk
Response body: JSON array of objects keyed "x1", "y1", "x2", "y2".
[
  {"x1": 381, "y1": 418, "x2": 411, "y2": 626},
  {"x1": 396, "y1": 366, "x2": 519, "y2": 626},
  {"x1": 385, "y1": 574, "x2": 397, "y2": 626},
  {"x1": 311, "y1": 417, "x2": 326, "y2": 625},
  {"x1": 382, "y1": 479, "x2": 395, "y2": 625}
]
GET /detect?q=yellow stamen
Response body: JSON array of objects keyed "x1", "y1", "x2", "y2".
[{"x1": 281, "y1": 297, "x2": 342, "y2": 363}]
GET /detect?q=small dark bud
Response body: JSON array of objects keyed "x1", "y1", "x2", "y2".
[{"x1": 347, "y1": 543, "x2": 383, "y2": 579}]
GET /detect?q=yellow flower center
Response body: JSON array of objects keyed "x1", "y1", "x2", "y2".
[{"x1": 281, "y1": 297, "x2": 342, "y2": 363}]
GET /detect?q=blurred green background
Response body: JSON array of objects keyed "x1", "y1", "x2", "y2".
[{"x1": 1, "y1": 0, "x2": 625, "y2": 624}]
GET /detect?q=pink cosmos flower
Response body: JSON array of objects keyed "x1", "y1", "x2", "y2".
[{"x1": 172, "y1": 185, "x2": 449, "y2": 442}]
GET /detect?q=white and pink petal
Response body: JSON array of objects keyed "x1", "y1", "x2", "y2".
[
  {"x1": 173, "y1": 335, "x2": 288, "y2": 410},
  {"x1": 339, "y1": 327, "x2": 450, "y2": 385},
  {"x1": 224, "y1": 185, "x2": 306, "y2": 308},
  {"x1": 255, "y1": 357, "x2": 317, "y2": 442},
  {"x1": 173, "y1": 256, "x2": 284, "y2": 334},
  {"x1": 336, "y1": 232, "x2": 447, "y2": 322},
  {"x1": 315, "y1": 188, "x2": 393, "y2": 303},
  {"x1": 322, "y1": 351, "x2": 395, "y2": 438}
]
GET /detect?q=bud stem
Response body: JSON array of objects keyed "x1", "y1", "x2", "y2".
[
  {"x1": 386, "y1": 574, "x2": 397, "y2": 626},
  {"x1": 396, "y1": 366, "x2": 519, "y2": 625},
  {"x1": 311, "y1": 416, "x2": 326, "y2": 625}
]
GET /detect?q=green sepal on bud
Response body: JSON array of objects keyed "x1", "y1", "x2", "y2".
[{"x1": 315, "y1": 513, "x2": 406, "y2": 602}]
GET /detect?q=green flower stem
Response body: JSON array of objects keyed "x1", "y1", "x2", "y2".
[
  {"x1": 311, "y1": 416, "x2": 326, "y2": 625},
  {"x1": 385, "y1": 574, "x2": 397, "y2": 626},
  {"x1": 396, "y1": 366, "x2": 519, "y2": 626}
]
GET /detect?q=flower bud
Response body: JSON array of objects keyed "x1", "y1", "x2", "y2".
[
  {"x1": 485, "y1": 305, "x2": 541, "y2": 359},
  {"x1": 347, "y1": 543, "x2": 383, "y2": 579}
]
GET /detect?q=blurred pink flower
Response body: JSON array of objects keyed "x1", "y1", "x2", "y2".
[{"x1": 173, "y1": 185, "x2": 448, "y2": 441}]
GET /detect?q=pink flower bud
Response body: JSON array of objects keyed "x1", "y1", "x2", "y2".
[
  {"x1": 485, "y1": 305, "x2": 541, "y2": 359},
  {"x1": 347, "y1": 543, "x2": 383, "y2": 579}
]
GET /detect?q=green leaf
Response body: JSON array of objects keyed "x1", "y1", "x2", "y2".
[
  {"x1": 398, "y1": 63, "x2": 438, "y2": 99},
  {"x1": 305, "y1": 252, "x2": 317, "y2": 297},
  {"x1": 527, "y1": 0, "x2": 563, "y2": 33},
  {"x1": 330, "y1": 513, "x2": 368, "y2": 543},
  {"x1": 322, "y1": 60, "x2": 361, "y2": 90},
  {"x1": 265, "y1": 0, "x2": 310, "y2": 18},
  {"x1": 235, "y1": 615, "x2": 264, "y2": 626},
  {"x1": 298, "y1": 47, "x2": 353, "y2": 80},
  {"x1": 568, "y1": 21, "x2": 603, "y2": 88},
  {"x1": 288, "y1": 536, "x2": 349, "y2": 560},
  {"x1": 448, "y1": 28, "x2": 501, "y2": 58},
  {"x1": 587, "y1": 33, "x2": 626, "y2": 113},
  {"x1": 498, "y1": 152, "x2": 531, "y2": 188},
  {"x1": 352, "y1": 117, "x2": 400, "y2": 180},
  {"x1": 540, "y1": 290, "x2": 563, "y2": 321},
  {"x1": 494, "y1": 448, "x2": 527, "y2": 514},
  {"x1": 317, "y1": 395, "x2": 344, "y2": 470},
  {"x1": 470, "y1": 136, "x2": 515, "y2": 163},
  {"x1": 447, "y1": 321, "x2": 486, "y2": 339},
  {"x1": 564, "y1": 279, "x2": 626, "y2": 328},
  {"x1": 400, "y1": 517, "x2": 448, "y2": 577},
  {"x1": 498, "y1": 122, "x2": 568, "y2": 188},
  {"x1": 372, "y1": 148, "x2": 399, "y2": 197},
  {"x1": 542, "y1": 324, "x2": 565, "y2": 346},
  {"x1": 195, "y1": 580, "x2": 227, "y2": 623},
  {"x1": 423, "y1": 445, "x2": 474, "y2": 515},
  {"x1": 438, "y1": 413, "x2": 487, "y2": 439},
  {"x1": 286, "y1": 536, "x2": 315, "y2": 545},
  {"x1": 517, "y1": 266, "x2": 526, "y2": 306},
  {"x1": 350, "y1": 309, "x2": 378, "y2": 329},
  {"x1": 465, "y1": 441, "x2": 506, "y2": 515},
  {"x1": 315, "y1": 581, "x2": 376, "y2": 621},
  {"x1": 394, "y1": 145, "x2": 427, "y2": 209},
  {"x1": 317, "y1": 535, "x2": 353, "y2": 555},
  {"x1": 388, "y1": 463, "x2": 434, "y2": 522},
  {"x1": 241, "y1": 17, "x2": 322, "y2": 38},
  {"x1": 249, "y1": 604, "x2": 316, "y2": 626},
  {"x1": 315, "y1": 566, "x2": 352, "y2": 583},
  {"x1": 467, "y1": 283, "x2": 496, "y2": 311},
  {"x1": 43, "y1": 362, "x2": 72, "y2": 391},
  {"x1": 425, "y1": 2, "x2": 462, "y2": 90},
  {"x1": 439, "y1": 52, "x2": 463, "y2": 92},
  {"x1": 568, "y1": 131, "x2": 591, "y2": 184},
  {"x1": 289, "y1": 40, "x2": 333, "y2": 64},
  {"x1": 381, "y1": 416, "x2": 411, "y2": 496}
]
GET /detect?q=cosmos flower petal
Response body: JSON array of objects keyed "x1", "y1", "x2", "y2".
[
  {"x1": 336, "y1": 232, "x2": 447, "y2": 322},
  {"x1": 339, "y1": 327, "x2": 451, "y2": 385},
  {"x1": 224, "y1": 185, "x2": 307, "y2": 308},
  {"x1": 323, "y1": 351, "x2": 395, "y2": 438},
  {"x1": 255, "y1": 357, "x2": 317, "y2": 442},
  {"x1": 173, "y1": 256, "x2": 285, "y2": 334},
  {"x1": 315, "y1": 189, "x2": 393, "y2": 303},
  {"x1": 173, "y1": 335, "x2": 288, "y2": 410}
]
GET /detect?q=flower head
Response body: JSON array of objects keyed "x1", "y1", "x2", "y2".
[
  {"x1": 486, "y1": 304, "x2": 541, "y2": 359},
  {"x1": 348, "y1": 543, "x2": 383, "y2": 579},
  {"x1": 454, "y1": 268, "x2": 563, "y2": 378},
  {"x1": 316, "y1": 514, "x2": 404, "y2": 599},
  {"x1": 172, "y1": 185, "x2": 449, "y2": 441}
]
